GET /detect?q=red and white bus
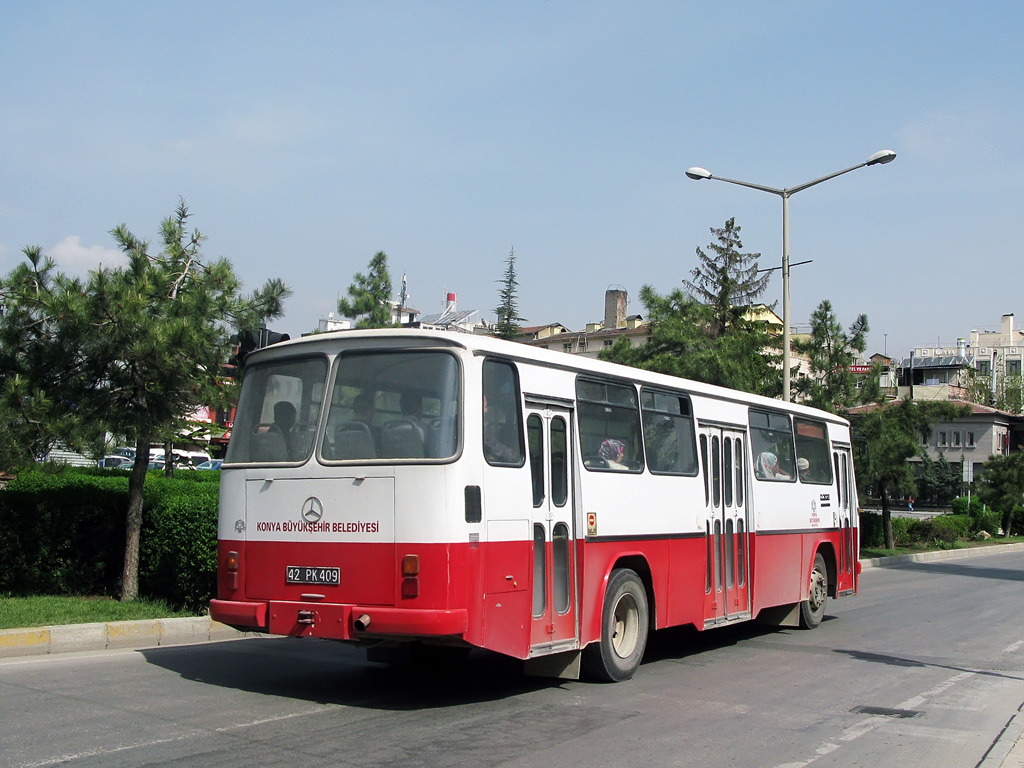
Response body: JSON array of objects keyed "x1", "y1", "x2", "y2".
[{"x1": 210, "y1": 329, "x2": 859, "y2": 681}]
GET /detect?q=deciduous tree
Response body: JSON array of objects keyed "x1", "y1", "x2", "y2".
[
  {"x1": 978, "y1": 451, "x2": 1024, "y2": 538},
  {"x1": 851, "y1": 399, "x2": 967, "y2": 548}
]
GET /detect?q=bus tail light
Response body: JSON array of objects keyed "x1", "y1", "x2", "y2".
[
  {"x1": 402, "y1": 554, "x2": 420, "y2": 598},
  {"x1": 226, "y1": 550, "x2": 239, "y2": 590}
]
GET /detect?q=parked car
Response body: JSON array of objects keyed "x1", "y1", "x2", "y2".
[
  {"x1": 98, "y1": 455, "x2": 131, "y2": 468},
  {"x1": 196, "y1": 459, "x2": 223, "y2": 470},
  {"x1": 115, "y1": 459, "x2": 165, "y2": 471}
]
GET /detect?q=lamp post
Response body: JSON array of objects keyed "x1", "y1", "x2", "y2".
[{"x1": 686, "y1": 149, "x2": 896, "y2": 402}]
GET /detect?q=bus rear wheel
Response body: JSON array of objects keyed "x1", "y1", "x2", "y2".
[
  {"x1": 583, "y1": 568, "x2": 649, "y2": 682},
  {"x1": 800, "y1": 552, "x2": 828, "y2": 629}
]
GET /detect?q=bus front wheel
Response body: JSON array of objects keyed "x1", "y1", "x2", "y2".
[
  {"x1": 800, "y1": 552, "x2": 828, "y2": 629},
  {"x1": 583, "y1": 568, "x2": 649, "y2": 682}
]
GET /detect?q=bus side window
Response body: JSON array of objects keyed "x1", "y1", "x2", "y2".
[
  {"x1": 640, "y1": 388, "x2": 698, "y2": 476},
  {"x1": 483, "y1": 359, "x2": 525, "y2": 467},
  {"x1": 576, "y1": 378, "x2": 643, "y2": 472},
  {"x1": 793, "y1": 417, "x2": 834, "y2": 485},
  {"x1": 748, "y1": 409, "x2": 796, "y2": 482}
]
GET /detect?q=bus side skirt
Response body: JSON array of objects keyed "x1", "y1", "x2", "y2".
[
  {"x1": 524, "y1": 649, "x2": 582, "y2": 680},
  {"x1": 756, "y1": 602, "x2": 800, "y2": 628}
]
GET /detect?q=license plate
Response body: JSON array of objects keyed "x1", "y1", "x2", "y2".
[{"x1": 286, "y1": 566, "x2": 340, "y2": 586}]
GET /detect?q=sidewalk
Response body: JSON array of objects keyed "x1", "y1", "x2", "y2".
[{"x1": 0, "y1": 615, "x2": 249, "y2": 658}]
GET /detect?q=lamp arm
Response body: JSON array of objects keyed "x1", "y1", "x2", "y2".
[{"x1": 785, "y1": 162, "x2": 867, "y2": 196}]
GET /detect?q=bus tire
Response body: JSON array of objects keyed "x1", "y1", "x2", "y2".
[
  {"x1": 800, "y1": 552, "x2": 828, "y2": 629},
  {"x1": 583, "y1": 568, "x2": 649, "y2": 682}
]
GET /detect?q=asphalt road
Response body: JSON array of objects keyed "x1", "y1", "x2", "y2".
[{"x1": 2, "y1": 550, "x2": 1023, "y2": 768}]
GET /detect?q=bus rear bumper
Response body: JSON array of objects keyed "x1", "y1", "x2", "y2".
[
  {"x1": 210, "y1": 599, "x2": 268, "y2": 630},
  {"x1": 212, "y1": 599, "x2": 468, "y2": 640}
]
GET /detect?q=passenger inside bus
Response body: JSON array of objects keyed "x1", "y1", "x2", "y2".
[
  {"x1": 797, "y1": 457, "x2": 811, "y2": 481},
  {"x1": 273, "y1": 401, "x2": 296, "y2": 452},
  {"x1": 333, "y1": 393, "x2": 379, "y2": 460},
  {"x1": 598, "y1": 438, "x2": 628, "y2": 470},
  {"x1": 756, "y1": 450, "x2": 792, "y2": 480},
  {"x1": 483, "y1": 394, "x2": 521, "y2": 465}
]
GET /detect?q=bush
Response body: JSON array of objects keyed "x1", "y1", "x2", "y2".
[
  {"x1": 950, "y1": 496, "x2": 986, "y2": 516},
  {"x1": 908, "y1": 517, "x2": 960, "y2": 545},
  {"x1": 139, "y1": 476, "x2": 219, "y2": 612},
  {"x1": 0, "y1": 467, "x2": 219, "y2": 611},
  {"x1": 859, "y1": 510, "x2": 883, "y2": 547},
  {"x1": 891, "y1": 516, "x2": 914, "y2": 546},
  {"x1": 1011, "y1": 506, "x2": 1024, "y2": 536},
  {"x1": 0, "y1": 470, "x2": 127, "y2": 595},
  {"x1": 934, "y1": 514, "x2": 972, "y2": 538},
  {"x1": 973, "y1": 509, "x2": 1002, "y2": 536}
]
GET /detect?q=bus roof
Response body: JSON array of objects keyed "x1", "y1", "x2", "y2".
[{"x1": 245, "y1": 327, "x2": 850, "y2": 427}]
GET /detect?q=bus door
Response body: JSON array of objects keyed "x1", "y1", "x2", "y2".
[
  {"x1": 701, "y1": 425, "x2": 751, "y2": 627},
  {"x1": 525, "y1": 404, "x2": 578, "y2": 653},
  {"x1": 832, "y1": 445, "x2": 857, "y2": 594}
]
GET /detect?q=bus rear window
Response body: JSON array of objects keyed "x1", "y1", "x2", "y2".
[
  {"x1": 324, "y1": 350, "x2": 460, "y2": 461},
  {"x1": 226, "y1": 356, "x2": 328, "y2": 464}
]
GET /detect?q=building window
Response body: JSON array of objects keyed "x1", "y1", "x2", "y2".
[
  {"x1": 952, "y1": 431, "x2": 961, "y2": 447},
  {"x1": 938, "y1": 431, "x2": 947, "y2": 447},
  {"x1": 977, "y1": 360, "x2": 991, "y2": 376},
  {"x1": 603, "y1": 339, "x2": 614, "y2": 348},
  {"x1": 562, "y1": 342, "x2": 572, "y2": 353},
  {"x1": 1007, "y1": 360, "x2": 1022, "y2": 376},
  {"x1": 967, "y1": 431, "x2": 976, "y2": 447}
]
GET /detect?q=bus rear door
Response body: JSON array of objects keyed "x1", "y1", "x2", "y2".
[
  {"x1": 525, "y1": 403, "x2": 579, "y2": 654},
  {"x1": 701, "y1": 425, "x2": 751, "y2": 627}
]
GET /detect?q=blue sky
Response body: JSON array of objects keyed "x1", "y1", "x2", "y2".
[{"x1": 2, "y1": 2, "x2": 1021, "y2": 361}]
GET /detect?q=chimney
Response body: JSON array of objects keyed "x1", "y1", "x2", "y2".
[
  {"x1": 604, "y1": 287, "x2": 627, "y2": 329},
  {"x1": 956, "y1": 338, "x2": 967, "y2": 358},
  {"x1": 445, "y1": 292, "x2": 457, "y2": 315},
  {"x1": 1002, "y1": 313, "x2": 1015, "y2": 341}
]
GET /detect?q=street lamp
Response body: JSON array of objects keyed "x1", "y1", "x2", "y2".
[{"x1": 685, "y1": 149, "x2": 896, "y2": 402}]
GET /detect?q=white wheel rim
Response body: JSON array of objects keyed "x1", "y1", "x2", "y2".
[{"x1": 611, "y1": 593, "x2": 640, "y2": 658}]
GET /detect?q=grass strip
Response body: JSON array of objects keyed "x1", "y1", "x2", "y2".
[{"x1": 0, "y1": 595, "x2": 196, "y2": 630}]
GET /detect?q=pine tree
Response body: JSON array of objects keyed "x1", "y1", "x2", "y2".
[
  {"x1": 600, "y1": 284, "x2": 779, "y2": 397},
  {"x1": 0, "y1": 201, "x2": 289, "y2": 599},
  {"x1": 791, "y1": 300, "x2": 871, "y2": 413},
  {"x1": 338, "y1": 251, "x2": 394, "y2": 329},
  {"x1": 683, "y1": 218, "x2": 771, "y2": 338},
  {"x1": 493, "y1": 247, "x2": 525, "y2": 340}
]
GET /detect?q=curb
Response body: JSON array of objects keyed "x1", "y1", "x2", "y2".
[
  {"x1": 2, "y1": 543, "x2": 1021, "y2": 659},
  {"x1": 0, "y1": 616, "x2": 250, "y2": 658},
  {"x1": 859, "y1": 541, "x2": 1024, "y2": 570}
]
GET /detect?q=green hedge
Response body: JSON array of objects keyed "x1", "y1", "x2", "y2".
[
  {"x1": 0, "y1": 467, "x2": 220, "y2": 611},
  {"x1": 859, "y1": 510, "x2": 994, "y2": 548}
]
